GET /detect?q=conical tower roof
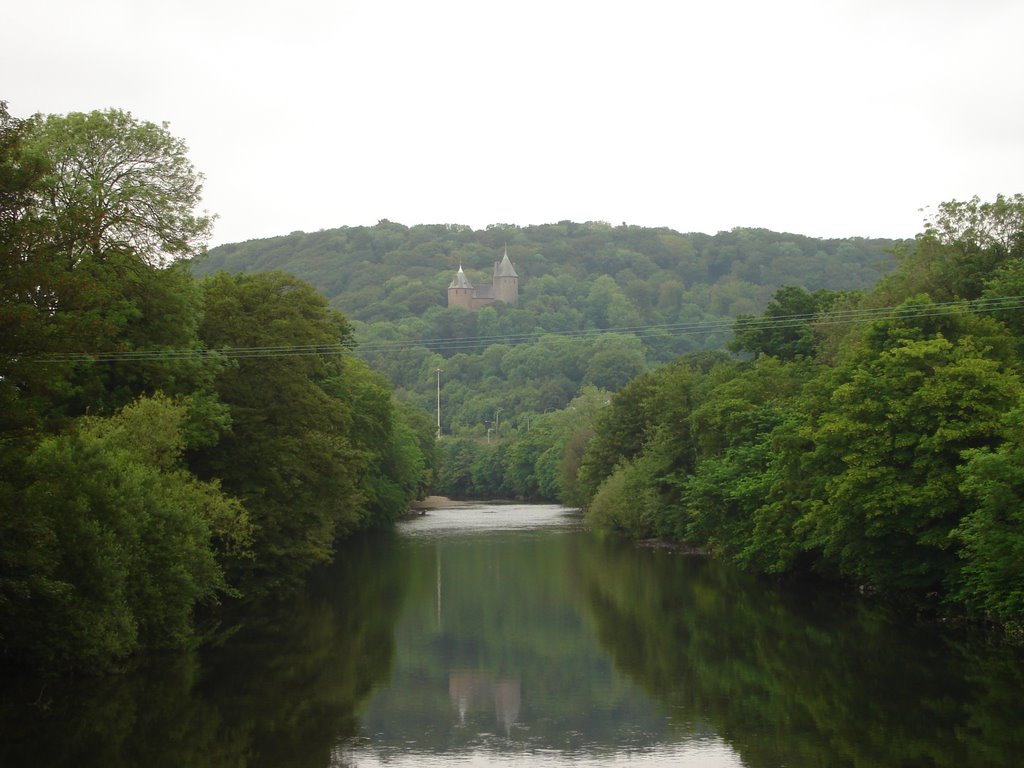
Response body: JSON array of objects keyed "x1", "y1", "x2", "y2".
[
  {"x1": 494, "y1": 246, "x2": 518, "y2": 278},
  {"x1": 448, "y1": 264, "x2": 473, "y2": 289}
]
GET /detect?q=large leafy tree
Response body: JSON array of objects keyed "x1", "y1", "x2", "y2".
[
  {"x1": 2, "y1": 107, "x2": 215, "y2": 436},
  {"x1": 192, "y1": 271, "x2": 425, "y2": 592},
  {"x1": 576, "y1": 370, "x2": 661, "y2": 504},
  {"x1": 31, "y1": 108, "x2": 212, "y2": 265},
  {"x1": 955, "y1": 403, "x2": 1024, "y2": 623},
  {"x1": 677, "y1": 357, "x2": 813, "y2": 569},
  {"x1": 876, "y1": 194, "x2": 1024, "y2": 304},
  {"x1": 0, "y1": 395, "x2": 251, "y2": 671},
  {"x1": 0, "y1": 103, "x2": 55, "y2": 438},
  {"x1": 922, "y1": 193, "x2": 1024, "y2": 299},
  {"x1": 729, "y1": 285, "x2": 842, "y2": 361},
  {"x1": 802, "y1": 327, "x2": 1019, "y2": 597},
  {"x1": 2, "y1": 106, "x2": 241, "y2": 672}
]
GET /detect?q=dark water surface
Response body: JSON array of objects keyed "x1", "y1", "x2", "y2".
[{"x1": 3, "y1": 503, "x2": 1024, "y2": 766}]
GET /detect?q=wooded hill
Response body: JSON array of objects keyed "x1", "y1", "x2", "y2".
[
  {"x1": 195, "y1": 221, "x2": 905, "y2": 432},
  {"x1": 417, "y1": 194, "x2": 1024, "y2": 630}
]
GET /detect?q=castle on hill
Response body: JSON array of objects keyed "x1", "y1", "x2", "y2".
[{"x1": 447, "y1": 247, "x2": 519, "y2": 310}]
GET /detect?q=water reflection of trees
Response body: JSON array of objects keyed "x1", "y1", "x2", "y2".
[
  {"x1": 9, "y1": 526, "x2": 1022, "y2": 766},
  {"x1": 358, "y1": 533, "x2": 672, "y2": 754},
  {"x1": 0, "y1": 532, "x2": 407, "y2": 768},
  {"x1": 574, "y1": 536, "x2": 1024, "y2": 768}
]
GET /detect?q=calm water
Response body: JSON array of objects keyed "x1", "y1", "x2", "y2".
[{"x1": 3, "y1": 503, "x2": 1024, "y2": 767}]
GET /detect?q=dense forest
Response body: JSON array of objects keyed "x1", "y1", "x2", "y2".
[
  {"x1": 193, "y1": 149, "x2": 1024, "y2": 629},
  {"x1": 0, "y1": 105, "x2": 435, "y2": 673},
  {"x1": 431, "y1": 194, "x2": 1024, "y2": 629},
  {"x1": 196, "y1": 219, "x2": 903, "y2": 433}
]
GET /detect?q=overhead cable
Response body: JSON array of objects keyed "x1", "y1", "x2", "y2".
[{"x1": 25, "y1": 294, "x2": 1024, "y2": 364}]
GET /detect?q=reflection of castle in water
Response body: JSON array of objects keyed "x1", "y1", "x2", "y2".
[{"x1": 449, "y1": 671, "x2": 521, "y2": 734}]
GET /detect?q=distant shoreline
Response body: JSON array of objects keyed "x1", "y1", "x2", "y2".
[{"x1": 408, "y1": 495, "x2": 471, "y2": 511}]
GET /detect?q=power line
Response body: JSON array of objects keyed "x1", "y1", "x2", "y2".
[
  {"x1": 28, "y1": 343, "x2": 356, "y2": 364},
  {"x1": 25, "y1": 295, "x2": 1024, "y2": 364},
  {"x1": 357, "y1": 295, "x2": 1024, "y2": 354}
]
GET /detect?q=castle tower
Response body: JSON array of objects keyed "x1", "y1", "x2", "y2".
[
  {"x1": 447, "y1": 265, "x2": 474, "y2": 309},
  {"x1": 492, "y1": 246, "x2": 518, "y2": 306}
]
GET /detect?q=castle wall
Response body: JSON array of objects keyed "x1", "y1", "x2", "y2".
[
  {"x1": 493, "y1": 275, "x2": 518, "y2": 306},
  {"x1": 448, "y1": 287, "x2": 473, "y2": 309}
]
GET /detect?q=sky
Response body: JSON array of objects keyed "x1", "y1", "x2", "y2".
[{"x1": 4, "y1": 0, "x2": 1023, "y2": 247}]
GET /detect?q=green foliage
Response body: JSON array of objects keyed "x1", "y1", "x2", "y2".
[
  {"x1": 0, "y1": 395, "x2": 250, "y2": 671},
  {"x1": 0, "y1": 105, "x2": 249, "y2": 671},
  {"x1": 730, "y1": 285, "x2": 843, "y2": 360},
  {"x1": 877, "y1": 194, "x2": 1024, "y2": 303},
  {"x1": 576, "y1": 372, "x2": 660, "y2": 503},
  {"x1": 576, "y1": 194, "x2": 1024, "y2": 626},
  {"x1": 0, "y1": 104, "x2": 432, "y2": 672},
  {"x1": 433, "y1": 388, "x2": 611, "y2": 502},
  {"x1": 922, "y1": 194, "x2": 1024, "y2": 299},
  {"x1": 803, "y1": 333, "x2": 1020, "y2": 596},
  {"x1": 954, "y1": 404, "x2": 1024, "y2": 623},
  {"x1": 587, "y1": 455, "x2": 662, "y2": 538},
  {"x1": 0, "y1": 103, "x2": 52, "y2": 437},
  {"x1": 1, "y1": 107, "x2": 218, "y2": 438},
  {"x1": 393, "y1": 399, "x2": 439, "y2": 495},
  {"x1": 31, "y1": 108, "x2": 212, "y2": 264},
  {"x1": 581, "y1": 333, "x2": 647, "y2": 390},
  {"x1": 192, "y1": 271, "x2": 428, "y2": 592},
  {"x1": 195, "y1": 220, "x2": 901, "y2": 427}
]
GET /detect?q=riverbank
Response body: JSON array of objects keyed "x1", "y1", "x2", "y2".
[
  {"x1": 636, "y1": 538, "x2": 709, "y2": 555},
  {"x1": 408, "y1": 495, "x2": 471, "y2": 512}
]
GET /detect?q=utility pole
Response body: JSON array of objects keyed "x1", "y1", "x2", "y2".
[
  {"x1": 495, "y1": 407, "x2": 503, "y2": 438},
  {"x1": 436, "y1": 368, "x2": 443, "y2": 438}
]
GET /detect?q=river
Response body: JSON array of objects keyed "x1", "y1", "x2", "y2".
[{"x1": 2, "y1": 503, "x2": 1024, "y2": 766}]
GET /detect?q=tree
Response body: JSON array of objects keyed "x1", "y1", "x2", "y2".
[
  {"x1": 191, "y1": 270, "x2": 430, "y2": 591},
  {"x1": 577, "y1": 370, "x2": 661, "y2": 505},
  {"x1": 192, "y1": 271, "x2": 366, "y2": 591},
  {"x1": 730, "y1": 285, "x2": 841, "y2": 360},
  {"x1": 954, "y1": 403, "x2": 1024, "y2": 623},
  {"x1": 924, "y1": 194, "x2": 1024, "y2": 267},
  {"x1": 2, "y1": 107, "x2": 216, "y2": 437},
  {"x1": 435, "y1": 438, "x2": 478, "y2": 498},
  {"x1": 324, "y1": 354, "x2": 429, "y2": 524},
  {"x1": 0, "y1": 395, "x2": 251, "y2": 671},
  {"x1": 803, "y1": 331, "x2": 1020, "y2": 597},
  {"x1": 30, "y1": 108, "x2": 212, "y2": 265},
  {"x1": 587, "y1": 454, "x2": 662, "y2": 538},
  {"x1": 584, "y1": 275, "x2": 635, "y2": 329},
  {"x1": 581, "y1": 333, "x2": 648, "y2": 391},
  {"x1": 0, "y1": 102, "x2": 51, "y2": 437},
  {"x1": 0, "y1": 105, "x2": 243, "y2": 671},
  {"x1": 0, "y1": 102, "x2": 45, "y2": 238},
  {"x1": 877, "y1": 194, "x2": 1024, "y2": 303},
  {"x1": 676, "y1": 357, "x2": 813, "y2": 569}
]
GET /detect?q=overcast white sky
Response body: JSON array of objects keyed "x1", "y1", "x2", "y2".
[{"x1": 4, "y1": 0, "x2": 1023, "y2": 246}]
